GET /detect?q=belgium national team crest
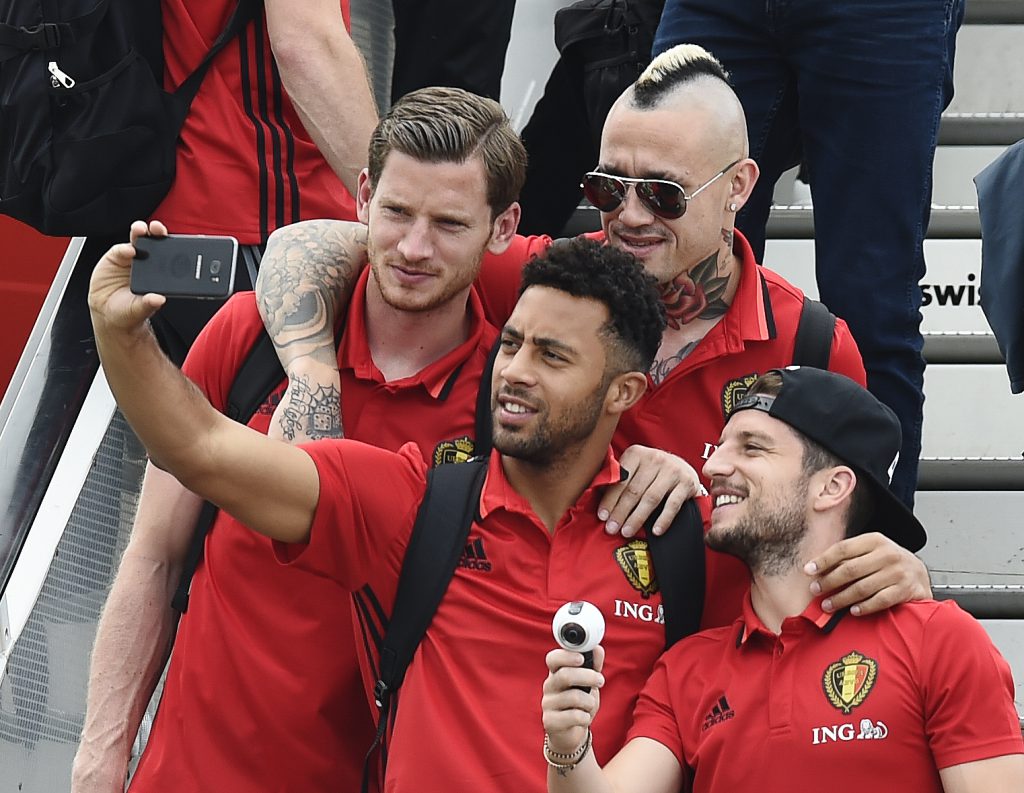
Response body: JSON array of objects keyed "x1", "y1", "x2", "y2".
[
  {"x1": 823, "y1": 651, "x2": 878, "y2": 714},
  {"x1": 432, "y1": 436, "x2": 475, "y2": 467},
  {"x1": 721, "y1": 372, "x2": 760, "y2": 419},
  {"x1": 615, "y1": 539, "x2": 659, "y2": 598}
]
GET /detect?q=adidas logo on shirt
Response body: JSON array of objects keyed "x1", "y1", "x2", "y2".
[
  {"x1": 458, "y1": 537, "x2": 492, "y2": 572},
  {"x1": 701, "y1": 695, "x2": 735, "y2": 731}
]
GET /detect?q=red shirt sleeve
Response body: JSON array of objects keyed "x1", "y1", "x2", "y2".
[
  {"x1": 274, "y1": 440, "x2": 428, "y2": 591},
  {"x1": 476, "y1": 234, "x2": 552, "y2": 327},
  {"x1": 626, "y1": 654, "x2": 687, "y2": 766},
  {"x1": 827, "y1": 316, "x2": 868, "y2": 387},
  {"x1": 919, "y1": 601, "x2": 1024, "y2": 769}
]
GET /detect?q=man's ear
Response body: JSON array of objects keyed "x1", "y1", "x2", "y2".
[
  {"x1": 356, "y1": 169, "x2": 373, "y2": 224},
  {"x1": 811, "y1": 466, "x2": 857, "y2": 515},
  {"x1": 726, "y1": 158, "x2": 759, "y2": 214},
  {"x1": 487, "y1": 202, "x2": 521, "y2": 255},
  {"x1": 604, "y1": 371, "x2": 648, "y2": 416}
]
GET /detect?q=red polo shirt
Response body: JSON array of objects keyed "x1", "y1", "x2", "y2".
[
  {"x1": 154, "y1": 1, "x2": 357, "y2": 243},
  {"x1": 285, "y1": 443, "x2": 723, "y2": 792},
  {"x1": 628, "y1": 596, "x2": 1024, "y2": 792},
  {"x1": 130, "y1": 278, "x2": 494, "y2": 792}
]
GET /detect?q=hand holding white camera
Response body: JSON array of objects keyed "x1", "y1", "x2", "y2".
[{"x1": 543, "y1": 602, "x2": 606, "y2": 757}]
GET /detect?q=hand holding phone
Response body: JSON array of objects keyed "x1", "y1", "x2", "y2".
[{"x1": 130, "y1": 234, "x2": 238, "y2": 299}]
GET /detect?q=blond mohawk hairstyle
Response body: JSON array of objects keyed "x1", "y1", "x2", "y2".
[{"x1": 631, "y1": 44, "x2": 732, "y2": 108}]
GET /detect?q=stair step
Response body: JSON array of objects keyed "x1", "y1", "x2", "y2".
[
  {"x1": 931, "y1": 585, "x2": 1024, "y2": 619},
  {"x1": 939, "y1": 112, "x2": 1024, "y2": 146},
  {"x1": 964, "y1": 0, "x2": 1024, "y2": 24},
  {"x1": 917, "y1": 457, "x2": 1024, "y2": 490},
  {"x1": 766, "y1": 205, "x2": 980, "y2": 239},
  {"x1": 923, "y1": 332, "x2": 1002, "y2": 364}
]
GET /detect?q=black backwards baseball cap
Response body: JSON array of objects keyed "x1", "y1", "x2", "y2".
[{"x1": 731, "y1": 366, "x2": 927, "y2": 552}]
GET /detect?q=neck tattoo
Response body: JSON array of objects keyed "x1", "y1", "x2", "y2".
[{"x1": 659, "y1": 249, "x2": 731, "y2": 330}]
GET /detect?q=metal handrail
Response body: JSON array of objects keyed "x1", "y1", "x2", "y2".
[
  {"x1": 931, "y1": 584, "x2": 1024, "y2": 619},
  {"x1": 964, "y1": 0, "x2": 1024, "y2": 24},
  {"x1": 917, "y1": 457, "x2": 1024, "y2": 490}
]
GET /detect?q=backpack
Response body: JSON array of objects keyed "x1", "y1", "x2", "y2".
[{"x1": 0, "y1": 0, "x2": 260, "y2": 237}]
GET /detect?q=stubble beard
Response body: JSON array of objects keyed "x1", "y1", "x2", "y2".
[
  {"x1": 492, "y1": 380, "x2": 607, "y2": 467},
  {"x1": 705, "y1": 482, "x2": 809, "y2": 577},
  {"x1": 367, "y1": 237, "x2": 484, "y2": 314}
]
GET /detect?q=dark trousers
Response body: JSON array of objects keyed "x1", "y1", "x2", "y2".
[
  {"x1": 655, "y1": 0, "x2": 965, "y2": 507},
  {"x1": 390, "y1": 0, "x2": 517, "y2": 102}
]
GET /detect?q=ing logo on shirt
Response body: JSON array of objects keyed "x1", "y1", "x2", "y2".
[
  {"x1": 721, "y1": 372, "x2": 760, "y2": 419},
  {"x1": 432, "y1": 435, "x2": 475, "y2": 467},
  {"x1": 614, "y1": 539, "x2": 659, "y2": 598},
  {"x1": 822, "y1": 650, "x2": 878, "y2": 714}
]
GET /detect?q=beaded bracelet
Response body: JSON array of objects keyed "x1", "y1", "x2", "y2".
[{"x1": 543, "y1": 729, "x2": 592, "y2": 772}]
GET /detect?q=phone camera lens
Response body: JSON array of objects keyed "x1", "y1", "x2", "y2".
[
  {"x1": 210, "y1": 260, "x2": 222, "y2": 275},
  {"x1": 559, "y1": 623, "x2": 585, "y2": 647}
]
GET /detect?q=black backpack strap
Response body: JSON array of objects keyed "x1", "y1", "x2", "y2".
[
  {"x1": 168, "y1": 0, "x2": 263, "y2": 120},
  {"x1": 792, "y1": 297, "x2": 836, "y2": 370},
  {"x1": 472, "y1": 339, "x2": 501, "y2": 459},
  {"x1": 0, "y1": 2, "x2": 108, "y2": 55},
  {"x1": 646, "y1": 499, "x2": 706, "y2": 649},
  {"x1": 364, "y1": 459, "x2": 488, "y2": 792}
]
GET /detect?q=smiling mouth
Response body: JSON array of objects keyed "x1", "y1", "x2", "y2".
[{"x1": 714, "y1": 494, "x2": 746, "y2": 508}]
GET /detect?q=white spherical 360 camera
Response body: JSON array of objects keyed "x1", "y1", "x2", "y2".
[{"x1": 552, "y1": 601, "x2": 605, "y2": 662}]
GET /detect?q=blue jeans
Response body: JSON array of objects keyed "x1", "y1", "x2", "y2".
[{"x1": 655, "y1": 0, "x2": 965, "y2": 508}]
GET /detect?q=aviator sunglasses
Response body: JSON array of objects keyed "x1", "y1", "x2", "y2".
[{"x1": 581, "y1": 159, "x2": 741, "y2": 220}]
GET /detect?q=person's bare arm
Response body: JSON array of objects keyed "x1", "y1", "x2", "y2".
[
  {"x1": 803, "y1": 533, "x2": 932, "y2": 615},
  {"x1": 89, "y1": 222, "x2": 319, "y2": 541},
  {"x1": 265, "y1": 0, "x2": 376, "y2": 195},
  {"x1": 71, "y1": 466, "x2": 200, "y2": 793},
  {"x1": 256, "y1": 219, "x2": 368, "y2": 441},
  {"x1": 542, "y1": 647, "x2": 683, "y2": 793},
  {"x1": 939, "y1": 754, "x2": 1024, "y2": 792}
]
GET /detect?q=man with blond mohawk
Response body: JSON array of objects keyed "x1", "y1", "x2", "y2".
[{"x1": 258, "y1": 44, "x2": 930, "y2": 631}]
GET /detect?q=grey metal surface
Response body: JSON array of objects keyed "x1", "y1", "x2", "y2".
[
  {"x1": 964, "y1": 0, "x2": 1024, "y2": 24},
  {"x1": 939, "y1": 112, "x2": 1024, "y2": 145},
  {"x1": 917, "y1": 458, "x2": 1024, "y2": 490},
  {"x1": 918, "y1": 490, "x2": 1024, "y2": 584},
  {"x1": 0, "y1": 410, "x2": 145, "y2": 793},
  {"x1": 933, "y1": 586, "x2": 1024, "y2": 619},
  {"x1": 923, "y1": 332, "x2": 1003, "y2": 364}
]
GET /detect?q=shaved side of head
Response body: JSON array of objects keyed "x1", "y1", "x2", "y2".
[{"x1": 614, "y1": 44, "x2": 749, "y2": 164}]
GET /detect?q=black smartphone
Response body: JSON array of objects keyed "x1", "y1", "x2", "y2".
[{"x1": 130, "y1": 234, "x2": 238, "y2": 299}]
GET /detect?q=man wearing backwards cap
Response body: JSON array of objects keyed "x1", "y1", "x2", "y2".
[{"x1": 542, "y1": 367, "x2": 1024, "y2": 793}]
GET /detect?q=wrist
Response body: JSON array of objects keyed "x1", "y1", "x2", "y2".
[{"x1": 543, "y1": 729, "x2": 591, "y2": 772}]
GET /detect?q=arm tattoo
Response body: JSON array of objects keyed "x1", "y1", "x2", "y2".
[
  {"x1": 256, "y1": 220, "x2": 368, "y2": 370},
  {"x1": 659, "y1": 250, "x2": 730, "y2": 331},
  {"x1": 276, "y1": 375, "x2": 343, "y2": 441},
  {"x1": 650, "y1": 340, "x2": 699, "y2": 386}
]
